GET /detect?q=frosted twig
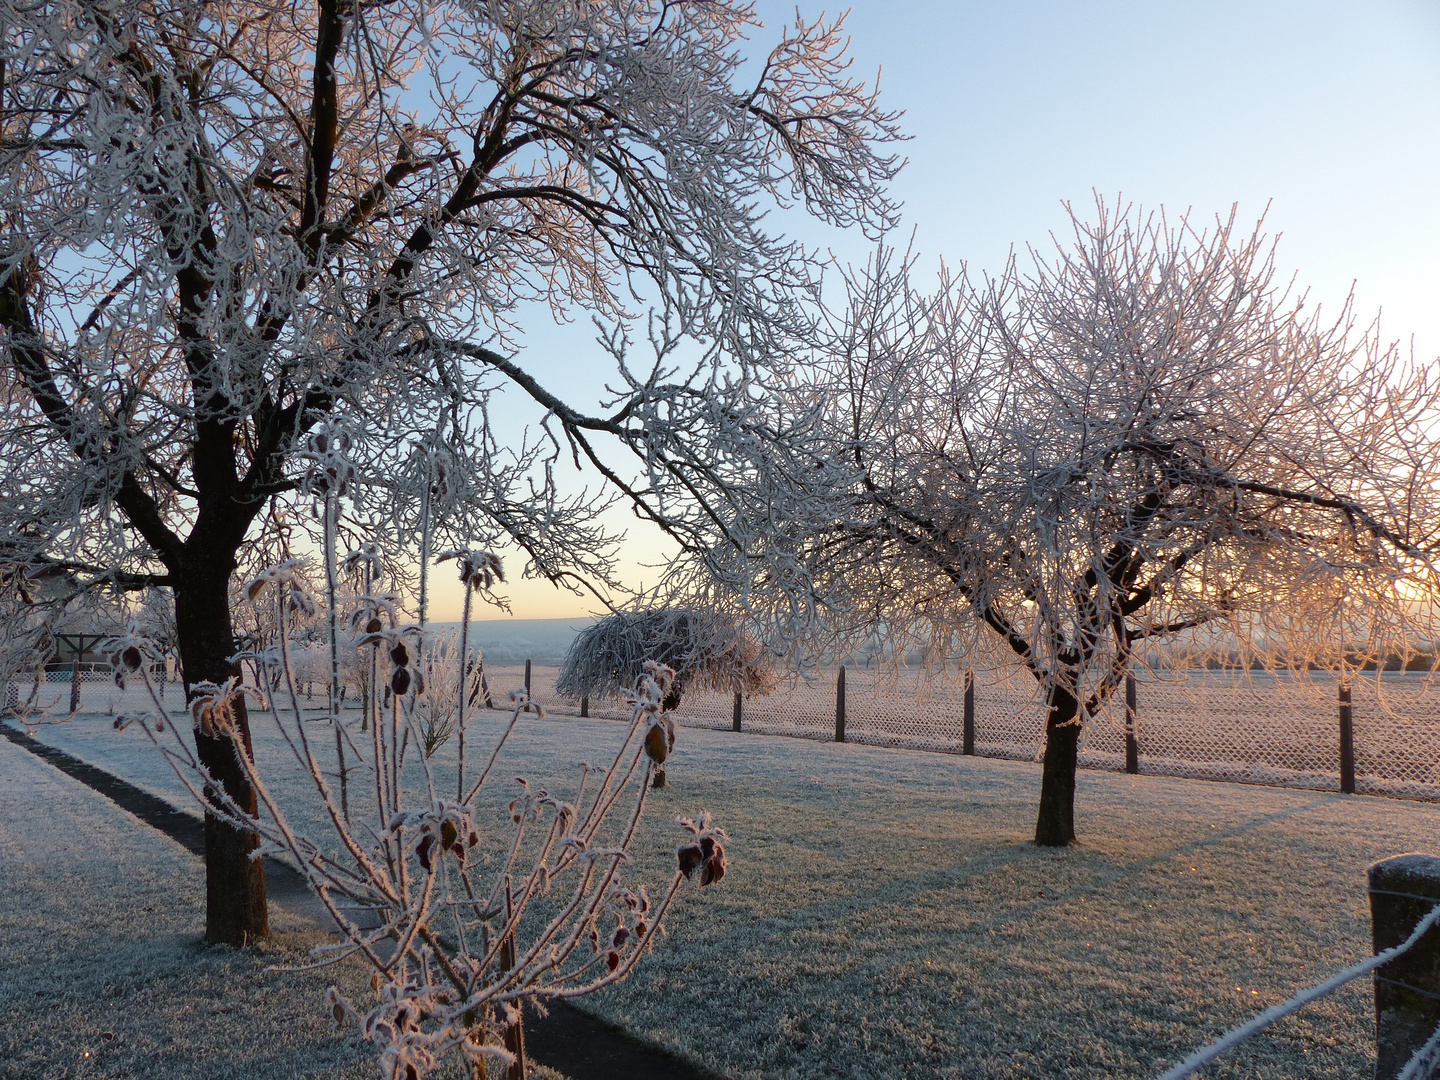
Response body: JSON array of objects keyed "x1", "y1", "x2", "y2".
[{"x1": 1157, "y1": 902, "x2": 1440, "y2": 1080}]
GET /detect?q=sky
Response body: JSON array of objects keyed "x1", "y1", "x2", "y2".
[{"x1": 443, "y1": 0, "x2": 1440, "y2": 623}]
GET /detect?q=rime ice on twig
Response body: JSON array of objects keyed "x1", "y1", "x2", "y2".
[{"x1": 117, "y1": 489, "x2": 729, "y2": 1077}]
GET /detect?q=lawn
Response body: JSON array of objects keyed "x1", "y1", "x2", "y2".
[
  {"x1": 0, "y1": 732, "x2": 376, "y2": 1080},
  {"x1": 8, "y1": 705, "x2": 1438, "y2": 1079}
]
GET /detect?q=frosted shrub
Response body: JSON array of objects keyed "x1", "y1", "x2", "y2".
[
  {"x1": 557, "y1": 608, "x2": 775, "y2": 708},
  {"x1": 408, "y1": 629, "x2": 481, "y2": 759},
  {"x1": 113, "y1": 544, "x2": 728, "y2": 1079}
]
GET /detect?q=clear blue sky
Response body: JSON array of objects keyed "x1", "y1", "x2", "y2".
[
  {"x1": 782, "y1": 0, "x2": 1440, "y2": 347},
  {"x1": 453, "y1": 0, "x2": 1440, "y2": 621}
]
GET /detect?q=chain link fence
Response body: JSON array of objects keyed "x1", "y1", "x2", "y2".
[
  {"x1": 479, "y1": 662, "x2": 1440, "y2": 804},
  {"x1": 9, "y1": 658, "x2": 1438, "y2": 803},
  {"x1": 4, "y1": 667, "x2": 187, "y2": 717}
]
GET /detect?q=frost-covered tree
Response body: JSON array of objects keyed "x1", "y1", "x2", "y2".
[
  {"x1": 804, "y1": 206, "x2": 1440, "y2": 846},
  {"x1": 0, "y1": 0, "x2": 901, "y2": 942},
  {"x1": 557, "y1": 606, "x2": 774, "y2": 788},
  {"x1": 557, "y1": 608, "x2": 774, "y2": 709}
]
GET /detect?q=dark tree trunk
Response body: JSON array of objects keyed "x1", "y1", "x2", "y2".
[
  {"x1": 1034, "y1": 683, "x2": 1081, "y2": 847},
  {"x1": 173, "y1": 556, "x2": 268, "y2": 946}
]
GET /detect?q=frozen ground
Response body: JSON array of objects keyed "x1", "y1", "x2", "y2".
[
  {"x1": 0, "y1": 733, "x2": 378, "y2": 1080},
  {"x1": 11, "y1": 705, "x2": 1440, "y2": 1079},
  {"x1": 0, "y1": 731, "x2": 570, "y2": 1080}
]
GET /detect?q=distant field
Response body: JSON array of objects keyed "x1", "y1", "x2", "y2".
[{"x1": 428, "y1": 616, "x2": 591, "y2": 663}]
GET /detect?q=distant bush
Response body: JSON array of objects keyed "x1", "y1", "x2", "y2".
[{"x1": 557, "y1": 609, "x2": 775, "y2": 710}]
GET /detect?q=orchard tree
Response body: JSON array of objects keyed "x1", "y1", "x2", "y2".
[
  {"x1": 805, "y1": 206, "x2": 1440, "y2": 846},
  {"x1": 0, "y1": 0, "x2": 901, "y2": 943}
]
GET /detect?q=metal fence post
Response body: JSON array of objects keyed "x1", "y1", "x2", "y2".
[
  {"x1": 733, "y1": 691, "x2": 742, "y2": 733},
  {"x1": 834, "y1": 665, "x2": 846, "y2": 744},
  {"x1": 1340, "y1": 680, "x2": 1356, "y2": 794},
  {"x1": 1125, "y1": 672, "x2": 1139, "y2": 775},
  {"x1": 962, "y1": 671, "x2": 975, "y2": 755},
  {"x1": 1369, "y1": 854, "x2": 1440, "y2": 1079}
]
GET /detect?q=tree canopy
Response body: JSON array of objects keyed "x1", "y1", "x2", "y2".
[
  {"x1": 0, "y1": 0, "x2": 903, "y2": 941},
  {"x1": 557, "y1": 607, "x2": 775, "y2": 707},
  {"x1": 793, "y1": 205, "x2": 1440, "y2": 844}
]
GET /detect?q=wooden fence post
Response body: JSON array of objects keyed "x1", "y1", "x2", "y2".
[
  {"x1": 1370, "y1": 854, "x2": 1440, "y2": 1079},
  {"x1": 1125, "y1": 672, "x2": 1139, "y2": 775},
  {"x1": 1340, "y1": 680, "x2": 1356, "y2": 795},
  {"x1": 579, "y1": 695, "x2": 589, "y2": 718},
  {"x1": 962, "y1": 671, "x2": 975, "y2": 755},
  {"x1": 69, "y1": 654, "x2": 81, "y2": 714},
  {"x1": 834, "y1": 665, "x2": 846, "y2": 744},
  {"x1": 733, "y1": 691, "x2": 742, "y2": 733},
  {"x1": 524, "y1": 658, "x2": 532, "y2": 713},
  {"x1": 472, "y1": 659, "x2": 495, "y2": 710}
]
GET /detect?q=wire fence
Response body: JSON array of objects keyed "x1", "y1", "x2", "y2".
[
  {"x1": 4, "y1": 666, "x2": 327, "y2": 719},
  {"x1": 4, "y1": 666, "x2": 184, "y2": 718},
  {"x1": 481, "y1": 662, "x2": 1440, "y2": 804},
  {"x1": 1158, "y1": 900, "x2": 1440, "y2": 1079},
  {"x1": 9, "y1": 659, "x2": 1440, "y2": 803}
]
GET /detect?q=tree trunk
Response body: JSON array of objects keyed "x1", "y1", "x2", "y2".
[
  {"x1": 173, "y1": 558, "x2": 268, "y2": 946},
  {"x1": 1034, "y1": 683, "x2": 1081, "y2": 847}
]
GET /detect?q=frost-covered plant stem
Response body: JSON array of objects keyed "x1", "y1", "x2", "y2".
[
  {"x1": 418, "y1": 449, "x2": 433, "y2": 641},
  {"x1": 115, "y1": 574, "x2": 727, "y2": 1079},
  {"x1": 323, "y1": 490, "x2": 350, "y2": 820},
  {"x1": 363, "y1": 560, "x2": 376, "y2": 735},
  {"x1": 457, "y1": 582, "x2": 472, "y2": 802}
]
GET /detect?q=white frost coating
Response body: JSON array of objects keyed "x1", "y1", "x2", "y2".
[
  {"x1": 1398, "y1": 1020, "x2": 1440, "y2": 1080},
  {"x1": 0, "y1": 0, "x2": 904, "y2": 644},
  {"x1": 1157, "y1": 902, "x2": 1440, "y2": 1080},
  {"x1": 778, "y1": 206, "x2": 1440, "y2": 757}
]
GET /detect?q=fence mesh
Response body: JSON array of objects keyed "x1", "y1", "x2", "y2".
[
  {"x1": 9, "y1": 659, "x2": 1438, "y2": 803},
  {"x1": 479, "y1": 662, "x2": 1440, "y2": 803}
]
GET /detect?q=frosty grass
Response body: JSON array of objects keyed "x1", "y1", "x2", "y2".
[{"x1": 8, "y1": 704, "x2": 1440, "y2": 1079}]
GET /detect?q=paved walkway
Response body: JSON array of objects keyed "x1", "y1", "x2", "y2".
[{"x1": 1, "y1": 722, "x2": 718, "y2": 1080}]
